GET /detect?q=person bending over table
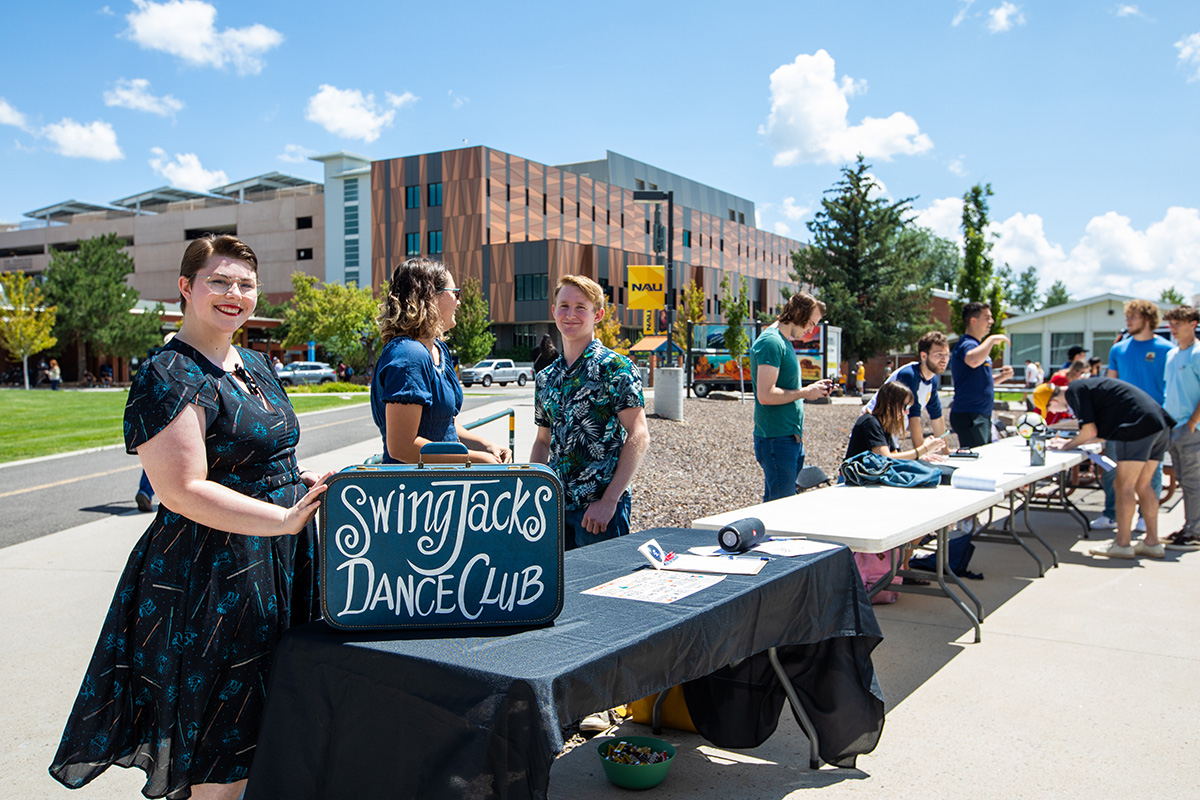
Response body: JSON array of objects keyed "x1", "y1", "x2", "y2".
[
  {"x1": 50, "y1": 235, "x2": 331, "y2": 800},
  {"x1": 749, "y1": 292, "x2": 834, "y2": 502},
  {"x1": 1047, "y1": 378, "x2": 1174, "y2": 559},
  {"x1": 949, "y1": 302, "x2": 1014, "y2": 448},
  {"x1": 862, "y1": 330, "x2": 951, "y2": 450},
  {"x1": 371, "y1": 257, "x2": 512, "y2": 466}
]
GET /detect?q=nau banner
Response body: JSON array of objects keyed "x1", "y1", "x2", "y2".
[
  {"x1": 320, "y1": 462, "x2": 565, "y2": 631},
  {"x1": 627, "y1": 265, "x2": 666, "y2": 310}
]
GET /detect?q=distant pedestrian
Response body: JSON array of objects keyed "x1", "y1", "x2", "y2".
[
  {"x1": 533, "y1": 333, "x2": 558, "y2": 374},
  {"x1": 47, "y1": 359, "x2": 61, "y2": 390},
  {"x1": 336, "y1": 360, "x2": 348, "y2": 381},
  {"x1": 855, "y1": 361, "x2": 865, "y2": 396}
]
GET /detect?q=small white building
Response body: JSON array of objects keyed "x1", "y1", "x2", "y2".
[{"x1": 1003, "y1": 293, "x2": 1171, "y2": 378}]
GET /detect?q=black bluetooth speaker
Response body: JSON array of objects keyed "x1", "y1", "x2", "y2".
[{"x1": 717, "y1": 517, "x2": 767, "y2": 553}]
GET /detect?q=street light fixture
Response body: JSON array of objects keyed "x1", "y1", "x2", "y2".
[{"x1": 632, "y1": 190, "x2": 674, "y2": 343}]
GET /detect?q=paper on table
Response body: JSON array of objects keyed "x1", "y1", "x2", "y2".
[
  {"x1": 688, "y1": 539, "x2": 841, "y2": 558},
  {"x1": 950, "y1": 469, "x2": 1000, "y2": 492},
  {"x1": 581, "y1": 569, "x2": 725, "y2": 603},
  {"x1": 660, "y1": 553, "x2": 766, "y2": 575}
]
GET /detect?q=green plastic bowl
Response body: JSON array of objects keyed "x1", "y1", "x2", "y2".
[{"x1": 597, "y1": 736, "x2": 676, "y2": 790}]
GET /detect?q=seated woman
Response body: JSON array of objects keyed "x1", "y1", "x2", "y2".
[
  {"x1": 371, "y1": 257, "x2": 512, "y2": 465},
  {"x1": 845, "y1": 382, "x2": 947, "y2": 462}
]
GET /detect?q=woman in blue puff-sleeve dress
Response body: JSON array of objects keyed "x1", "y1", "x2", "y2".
[{"x1": 49, "y1": 235, "x2": 330, "y2": 800}]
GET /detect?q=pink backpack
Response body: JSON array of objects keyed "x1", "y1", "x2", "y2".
[{"x1": 853, "y1": 551, "x2": 900, "y2": 604}]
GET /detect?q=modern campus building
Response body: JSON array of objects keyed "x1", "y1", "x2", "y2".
[{"x1": 0, "y1": 146, "x2": 805, "y2": 373}]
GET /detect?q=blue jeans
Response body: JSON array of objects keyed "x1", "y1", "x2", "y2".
[
  {"x1": 138, "y1": 470, "x2": 154, "y2": 500},
  {"x1": 564, "y1": 491, "x2": 631, "y2": 551},
  {"x1": 753, "y1": 434, "x2": 805, "y2": 503},
  {"x1": 1100, "y1": 441, "x2": 1162, "y2": 519}
]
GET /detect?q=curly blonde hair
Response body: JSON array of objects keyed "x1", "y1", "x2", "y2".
[
  {"x1": 378, "y1": 258, "x2": 451, "y2": 344},
  {"x1": 1124, "y1": 298, "x2": 1160, "y2": 329}
]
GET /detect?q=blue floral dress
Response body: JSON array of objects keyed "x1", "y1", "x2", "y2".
[{"x1": 49, "y1": 339, "x2": 319, "y2": 798}]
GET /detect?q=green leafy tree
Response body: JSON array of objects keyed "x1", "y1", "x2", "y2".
[
  {"x1": 952, "y1": 183, "x2": 1004, "y2": 337},
  {"x1": 284, "y1": 273, "x2": 382, "y2": 370},
  {"x1": 42, "y1": 233, "x2": 163, "y2": 376},
  {"x1": 445, "y1": 277, "x2": 496, "y2": 366},
  {"x1": 1160, "y1": 285, "x2": 1187, "y2": 305},
  {"x1": 673, "y1": 279, "x2": 707, "y2": 353},
  {"x1": 791, "y1": 155, "x2": 934, "y2": 365},
  {"x1": 1010, "y1": 266, "x2": 1041, "y2": 314},
  {"x1": 595, "y1": 301, "x2": 631, "y2": 355},
  {"x1": 721, "y1": 273, "x2": 750, "y2": 400},
  {"x1": 253, "y1": 295, "x2": 293, "y2": 347},
  {"x1": 0, "y1": 271, "x2": 58, "y2": 390},
  {"x1": 903, "y1": 225, "x2": 962, "y2": 290},
  {"x1": 1041, "y1": 280, "x2": 1072, "y2": 309}
]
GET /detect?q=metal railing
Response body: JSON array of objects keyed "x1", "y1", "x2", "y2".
[{"x1": 463, "y1": 407, "x2": 516, "y2": 455}]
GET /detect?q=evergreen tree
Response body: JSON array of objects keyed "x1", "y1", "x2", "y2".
[
  {"x1": 0, "y1": 271, "x2": 58, "y2": 390},
  {"x1": 951, "y1": 183, "x2": 1005, "y2": 336},
  {"x1": 445, "y1": 277, "x2": 496, "y2": 365},
  {"x1": 903, "y1": 225, "x2": 962, "y2": 290},
  {"x1": 1041, "y1": 280, "x2": 1072, "y2": 309},
  {"x1": 43, "y1": 233, "x2": 163, "y2": 377},
  {"x1": 1160, "y1": 285, "x2": 1186, "y2": 305},
  {"x1": 720, "y1": 273, "x2": 750, "y2": 400},
  {"x1": 791, "y1": 155, "x2": 934, "y2": 365},
  {"x1": 1011, "y1": 266, "x2": 1041, "y2": 314}
]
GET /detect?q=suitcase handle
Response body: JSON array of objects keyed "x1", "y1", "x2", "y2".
[{"x1": 418, "y1": 442, "x2": 471, "y2": 468}]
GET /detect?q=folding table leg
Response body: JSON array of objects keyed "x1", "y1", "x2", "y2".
[
  {"x1": 1020, "y1": 485, "x2": 1059, "y2": 568},
  {"x1": 1003, "y1": 491, "x2": 1046, "y2": 577},
  {"x1": 934, "y1": 526, "x2": 982, "y2": 643},
  {"x1": 766, "y1": 646, "x2": 822, "y2": 769}
]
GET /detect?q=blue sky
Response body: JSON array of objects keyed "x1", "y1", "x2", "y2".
[{"x1": 3, "y1": 1, "x2": 1198, "y2": 303}]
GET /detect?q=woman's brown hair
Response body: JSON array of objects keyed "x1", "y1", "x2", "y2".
[
  {"x1": 871, "y1": 381, "x2": 914, "y2": 440},
  {"x1": 178, "y1": 234, "x2": 259, "y2": 311},
  {"x1": 377, "y1": 258, "x2": 452, "y2": 344}
]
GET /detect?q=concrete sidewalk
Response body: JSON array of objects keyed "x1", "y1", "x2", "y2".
[{"x1": 4, "y1": 400, "x2": 1198, "y2": 798}]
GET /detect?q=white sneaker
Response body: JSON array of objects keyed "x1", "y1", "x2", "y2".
[
  {"x1": 1089, "y1": 541, "x2": 1136, "y2": 559},
  {"x1": 1089, "y1": 515, "x2": 1117, "y2": 531},
  {"x1": 1134, "y1": 517, "x2": 1147, "y2": 533}
]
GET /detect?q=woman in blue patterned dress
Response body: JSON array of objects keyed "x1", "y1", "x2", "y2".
[
  {"x1": 49, "y1": 235, "x2": 330, "y2": 800},
  {"x1": 371, "y1": 257, "x2": 511, "y2": 465}
]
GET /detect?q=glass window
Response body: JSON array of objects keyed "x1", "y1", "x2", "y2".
[
  {"x1": 1092, "y1": 331, "x2": 1119, "y2": 367},
  {"x1": 405, "y1": 185, "x2": 420, "y2": 209},
  {"x1": 428, "y1": 182, "x2": 443, "y2": 207},
  {"x1": 343, "y1": 179, "x2": 359, "y2": 201},
  {"x1": 1010, "y1": 333, "x2": 1042, "y2": 380},
  {"x1": 1050, "y1": 332, "x2": 1084, "y2": 367},
  {"x1": 296, "y1": 216, "x2": 313, "y2": 229},
  {"x1": 297, "y1": 248, "x2": 313, "y2": 261},
  {"x1": 682, "y1": 230, "x2": 692, "y2": 248},
  {"x1": 428, "y1": 230, "x2": 443, "y2": 254},
  {"x1": 405, "y1": 232, "x2": 420, "y2": 257}
]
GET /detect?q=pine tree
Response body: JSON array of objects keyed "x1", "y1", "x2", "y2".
[
  {"x1": 1011, "y1": 266, "x2": 1041, "y2": 313},
  {"x1": 1041, "y1": 280, "x2": 1072, "y2": 309},
  {"x1": 791, "y1": 155, "x2": 934, "y2": 365},
  {"x1": 1160, "y1": 285, "x2": 1186, "y2": 305}
]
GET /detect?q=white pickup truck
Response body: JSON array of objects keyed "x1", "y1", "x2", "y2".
[{"x1": 459, "y1": 359, "x2": 535, "y2": 387}]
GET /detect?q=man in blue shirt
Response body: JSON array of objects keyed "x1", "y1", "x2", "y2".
[
  {"x1": 1090, "y1": 298, "x2": 1173, "y2": 531},
  {"x1": 1163, "y1": 305, "x2": 1200, "y2": 549},
  {"x1": 949, "y1": 302, "x2": 1015, "y2": 448},
  {"x1": 864, "y1": 330, "x2": 950, "y2": 450}
]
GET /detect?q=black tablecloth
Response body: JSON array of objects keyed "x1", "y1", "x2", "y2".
[{"x1": 244, "y1": 528, "x2": 884, "y2": 800}]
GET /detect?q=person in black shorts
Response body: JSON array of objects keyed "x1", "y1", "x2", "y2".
[{"x1": 1047, "y1": 377, "x2": 1174, "y2": 559}]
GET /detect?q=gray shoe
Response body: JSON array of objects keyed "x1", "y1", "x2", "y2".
[{"x1": 1089, "y1": 541, "x2": 1136, "y2": 559}]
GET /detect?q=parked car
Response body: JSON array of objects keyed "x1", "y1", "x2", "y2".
[
  {"x1": 459, "y1": 359, "x2": 534, "y2": 387},
  {"x1": 276, "y1": 361, "x2": 337, "y2": 386}
]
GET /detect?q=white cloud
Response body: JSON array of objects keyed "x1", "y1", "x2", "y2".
[
  {"x1": 992, "y1": 207, "x2": 1200, "y2": 299},
  {"x1": 278, "y1": 143, "x2": 317, "y2": 163},
  {"x1": 948, "y1": 157, "x2": 967, "y2": 176},
  {"x1": 98, "y1": 5, "x2": 115, "y2": 15},
  {"x1": 0, "y1": 98, "x2": 30, "y2": 131},
  {"x1": 104, "y1": 78, "x2": 184, "y2": 116},
  {"x1": 987, "y1": 3, "x2": 1026, "y2": 33},
  {"x1": 42, "y1": 119, "x2": 123, "y2": 160},
  {"x1": 1177, "y1": 32, "x2": 1200, "y2": 82},
  {"x1": 914, "y1": 197, "x2": 964, "y2": 241},
  {"x1": 1115, "y1": 4, "x2": 1146, "y2": 18},
  {"x1": 305, "y1": 84, "x2": 400, "y2": 143},
  {"x1": 760, "y1": 51, "x2": 933, "y2": 166},
  {"x1": 148, "y1": 147, "x2": 226, "y2": 190},
  {"x1": 864, "y1": 172, "x2": 891, "y2": 199},
  {"x1": 773, "y1": 221, "x2": 792, "y2": 236},
  {"x1": 952, "y1": 0, "x2": 976, "y2": 26},
  {"x1": 448, "y1": 90, "x2": 469, "y2": 109},
  {"x1": 124, "y1": 0, "x2": 283, "y2": 75},
  {"x1": 387, "y1": 91, "x2": 419, "y2": 108},
  {"x1": 781, "y1": 197, "x2": 811, "y2": 221}
]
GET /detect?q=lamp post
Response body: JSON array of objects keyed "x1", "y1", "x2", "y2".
[{"x1": 632, "y1": 190, "x2": 674, "y2": 348}]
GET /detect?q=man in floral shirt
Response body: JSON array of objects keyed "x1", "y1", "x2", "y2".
[{"x1": 532, "y1": 275, "x2": 649, "y2": 550}]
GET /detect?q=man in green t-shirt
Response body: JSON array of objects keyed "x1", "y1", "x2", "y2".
[{"x1": 750, "y1": 292, "x2": 834, "y2": 501}]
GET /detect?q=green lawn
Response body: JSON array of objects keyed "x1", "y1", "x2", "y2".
[{"x1": 0, "y1": 389, "x2": 370, "y2": 463}]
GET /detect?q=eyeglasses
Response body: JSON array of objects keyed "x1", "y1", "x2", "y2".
[
  {"x1": 204, "y1": 275, "x2": 260, "y2": 296},
  {"x1": 438, "y1": 287, "x2": 462, "y2": 297}
]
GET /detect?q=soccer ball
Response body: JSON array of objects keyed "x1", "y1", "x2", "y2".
[{"x1": 1015, "y1": 412, "x2": 1047, "y2": 440}]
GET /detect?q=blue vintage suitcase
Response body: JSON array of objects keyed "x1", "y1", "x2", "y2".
[{"x1": 320, "y1": 444, "x2": 565, "y2": 631}]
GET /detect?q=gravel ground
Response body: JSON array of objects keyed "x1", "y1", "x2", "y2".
[{"x1": 631, "y1": 395, "x2": 874, "y2": 531}]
